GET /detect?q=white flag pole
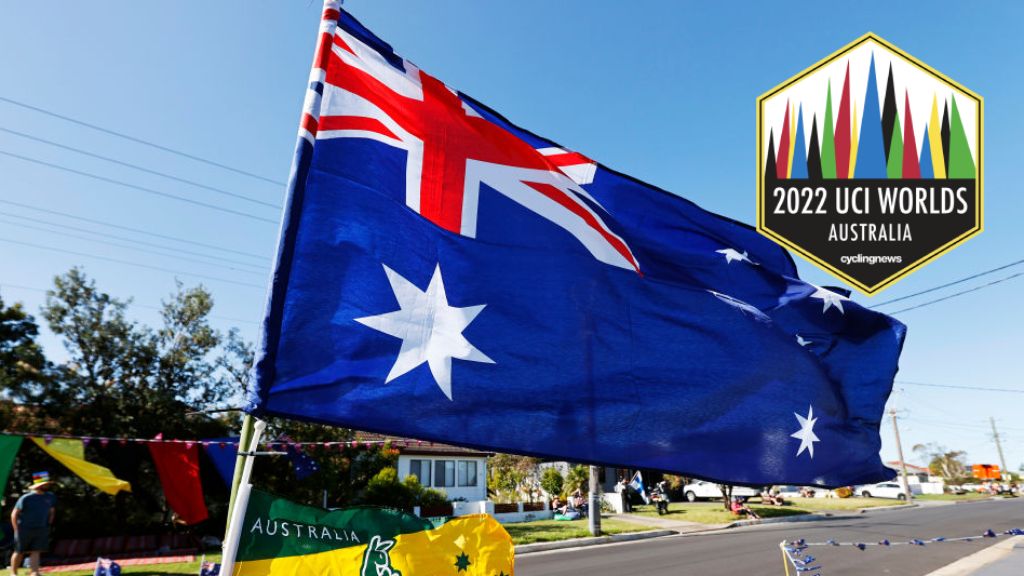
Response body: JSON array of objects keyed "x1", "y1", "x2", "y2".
[{"x1": 219, "y1": 419, "x2": 265, "y2": 576}]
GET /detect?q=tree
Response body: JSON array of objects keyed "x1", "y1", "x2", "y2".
[
  {"x1": 487, "y1": 453, "x2": 540, "y2": 502},
  {"x1": 718, "y1": 485, "x2": 734, "y2": 510},
  {"x1": 912, "y1": 443, "x2": 967, "y2": 478},
  {"x1": 540, "y1": 467, "x2": 565, "y2": 498},
  {"x1": 565, "y1": 465, "x2": 590, "y2": 496},
  {"x1": 0, "y1": 292, "x2": 48, "y2": 425}
]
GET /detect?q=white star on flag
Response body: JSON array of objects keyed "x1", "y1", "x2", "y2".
[
  {"x1": 810, "y1": 286, "x2": 848, "y2": 314},
  {"x1": 355, "y1": 264, "x2": 494, "y2": 401},
  {"x1": 716, "y1": 248, "x2": 754, "y2": 264},
  {"x1": 795, "y1": 334, "x2": 811, "y2": 347},
  {"x1": 791, "y1": 405, "x2": 820, "y2": 459}
]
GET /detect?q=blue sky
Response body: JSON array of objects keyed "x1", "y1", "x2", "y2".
[{"x1": 1, "y1": 0, "x2": 1021, "y2": 473}]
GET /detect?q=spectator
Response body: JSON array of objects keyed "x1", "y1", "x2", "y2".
[
  {"x1": 614, "y1": 478, "x2": 632, "y2": 513},
  {"x1": 730, "y1": 497, "x2": 760, "y2": 519},
  {"x1": 10, "y1": 472, "x2": 57, "y2": 576}
]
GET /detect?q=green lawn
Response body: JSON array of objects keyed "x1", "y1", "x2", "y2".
[
  {"x1": 628, "y1": 501, "x2": 807, "y2": 524},
  {"x1": 626, "y1": 496, "x2": 902, "y2": 524},
  {"x1": 782, "y1": 496, "x2": 904, "y2": 510},
  {"x1": 503, "y1": 517, "x2": 656, "y2": 545},
  {"x1": 916, "y1": 493, "x2": 991, "y2": 501},
  {"x1": 51, "y1": 555, "x2": 219, "y2": 576}
]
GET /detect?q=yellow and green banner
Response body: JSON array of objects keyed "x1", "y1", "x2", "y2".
[{"x1": 234, "y1": 489, "x2": 514, "y2": 576}]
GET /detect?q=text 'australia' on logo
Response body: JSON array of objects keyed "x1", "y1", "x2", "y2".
[
  {"x1": 248, "y1": 517, "x2": 360, "y2": 543},
  {"x1": 756, "y1": 33, "x2": 983, "y2": 294}
]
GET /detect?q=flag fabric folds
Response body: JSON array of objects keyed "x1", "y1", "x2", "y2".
[
  {"x1": 0, "y1": 434, "x2": 23, "y2": 497},
  {"x1": 147, "y1": 442, "x2": 209, "y2": 525},
  {"x1": 31, "y1": 438, "x2": 131, "y2": 495},
  {"x1": 247, "y1": 3, "x2": 906, "y2": 487},
  {"x1": 235, "y1": 489, "x2": 513, "y2": 576}
]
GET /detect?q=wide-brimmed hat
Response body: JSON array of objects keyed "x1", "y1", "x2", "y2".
[{"x1": 29, "y1": 471, "x2": 55, "y2": 490}]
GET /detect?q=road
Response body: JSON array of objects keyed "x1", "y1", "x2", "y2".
[{"x1": 518, "y1": 499, "x2": 1024, "y2": 575}]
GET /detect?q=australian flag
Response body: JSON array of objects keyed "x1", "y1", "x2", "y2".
[{"x1": 247, "y1": 2, "x2": 906, "y2": 487}]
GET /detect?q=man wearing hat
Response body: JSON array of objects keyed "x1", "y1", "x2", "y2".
[{"x1": 9, "y1": 472, "x2": 56, "y2": 576}]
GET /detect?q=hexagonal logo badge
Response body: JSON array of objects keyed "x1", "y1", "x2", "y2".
[{"x1": 757, "y1": 33, "x2": 983, "y2": 295}]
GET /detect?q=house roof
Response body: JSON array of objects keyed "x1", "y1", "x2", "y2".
[
  {"x1": 886, "y1": 461, "x2": 931, "y2": 474},
  {"x1": 354, "y1": 432, "x2": 493, "y2": 458}
]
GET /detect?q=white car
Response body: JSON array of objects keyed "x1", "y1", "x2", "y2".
[
  {"x1": 858, "y1": 481, "x2": 907, "y2": 500},
  {"x1": 682, "y1": 481, "x2": 758, "y2": 502}
]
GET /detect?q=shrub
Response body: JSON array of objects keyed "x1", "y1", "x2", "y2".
[{"x1": 540, "y1": 467, "x2": 565, "y2": 498}]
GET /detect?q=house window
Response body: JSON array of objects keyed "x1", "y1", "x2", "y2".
[
  {"x1": 434, "y1": 460, "x2": 455, "y2": 487},
  {"x1": 458, "y1": 461, "x2": 477, "y2": 487},
  {"x1": 409, "y1": 459, "x2": 431, "y2": 486}
]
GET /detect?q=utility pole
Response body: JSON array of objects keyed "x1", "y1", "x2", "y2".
[
  {"x1": 990, "y1": 417, "x2": 1009, "y2": 481},
  {"x1": 588, "y1": 465, "x2": 602, "y2": 536},
  {"x1": 890, "y1": 408, "x2": 913, "y2": 502}
]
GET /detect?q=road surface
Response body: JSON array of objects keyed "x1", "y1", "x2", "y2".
[{"x1": 518, "y1": 499, "x2": 1024, "y2": 575}]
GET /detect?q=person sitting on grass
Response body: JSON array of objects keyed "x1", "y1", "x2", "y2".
[
  {"x1": 730, "y1": 497, "x2": 760, "y2": 519},
  {"x1": 760, "y1": 488, "x2": 785, "y2": 506}
]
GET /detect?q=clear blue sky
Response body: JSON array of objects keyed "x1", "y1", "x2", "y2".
[{"x1": 1, "y1": 1, "x2": 1020, "y2": 473}]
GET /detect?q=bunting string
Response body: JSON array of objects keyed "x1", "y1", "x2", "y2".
[
  {"x1": 780, "y1": 528, "x2": 1024, "y2": 575},
  {"x1": 0, "y1": 430, "x2": 437, "y2": 450}
]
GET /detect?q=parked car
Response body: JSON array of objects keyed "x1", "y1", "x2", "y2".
[
  {"x1": 858, "y1": 481, "x2": 907, "y2": 500},
  {"x1": 682, "y1": 481, "x2": 758, "y2": 502}
]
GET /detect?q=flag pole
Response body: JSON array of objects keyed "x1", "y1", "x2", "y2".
[
  {"x1": 224, "y1": 414, "x2": 255, "y2": 528},
  {"x1": 218, "y1": 2, "x2": 341, "y2": 571},
  {"x1": 220, "y1": 417, "x2": 266, "y2": 576}
]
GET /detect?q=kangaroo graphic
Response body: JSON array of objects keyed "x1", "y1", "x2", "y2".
[{"x1": 360, "y1": 535, "x2": 401, "y2": 576}]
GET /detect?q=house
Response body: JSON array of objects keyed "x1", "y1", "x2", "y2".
[
  {"x1": 885, "y1": 460, "x2": 945, "y2": 494},
  {"x1": 356, "y1": 433, "x2": 491, "y2": 502}
]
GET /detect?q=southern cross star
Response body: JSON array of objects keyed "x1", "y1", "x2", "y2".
[
  {"x1": 810, "y1": 286, "x2": 848, "y2": 314},
  {"x1": 791, "y1": 405, "x2": 821, "y2": 459},
  {"x1": 355, "y1": 264, "x2": 493, "y2": 401},
  {"x1": 454, "y1": 552, "x2": 471, "y2": 572},
  {"x1": 716, "y1": 247, "x2": 754, "y2": 264}
]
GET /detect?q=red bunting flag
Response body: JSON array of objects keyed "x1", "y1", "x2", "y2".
[{"x1": 147, "y1": 442, "x2": 208, "y2": 525}]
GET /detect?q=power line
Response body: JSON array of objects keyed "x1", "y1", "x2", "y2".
[
  {"x1": 872, "y1": 258, "x2": 1024, "y2": 308},
  {"x1": 0, "y1": 237, "x2": 266, "y2": 290},
  {"x1": 0, "y1": 217, "x2": 266, "y2": 276},
  {"x1": 0, "y1": 127, "x2": 281, "y2": 209},
  {"x1": 0, "y1": 95, "x2": 284, "y2": 186},
  {"x1": 0, "y1": 209, "x2": 268, "y2": 272},
  {"x1": 896, "y1": 379, "x2": 1024, "y2": 394},
  {"x1": 884, "y1": 272, "x2": 1024, "y2": 315},
  {"x1": 0, "y1": 199, "x2": 268, "y2": 260},
  {"x1": 0, "y1": 149, "x2": 278, "y2": 224},
  {"x1": 0, "y1": 282, "x2": 260, "y2": 326}
]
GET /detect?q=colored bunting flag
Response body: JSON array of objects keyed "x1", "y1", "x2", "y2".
[
  {"x1": 0, "y1": 434, "x2": 23, "y2": 497},
  {"x1": 202, "y1": 437, "x2": 239, "y2": 487},
  {"x1": 31, "y1": 438, "x2": 131, "y2": 495},
  {"x1": 282, "y1": 438, "x2": 320, "y2": 481},
  {"x1": 148, "y1": 442, "x2": 209, "y2": 525},
  {"x1": 235, "y1": 489, "x2": 514, "y2": 576}
]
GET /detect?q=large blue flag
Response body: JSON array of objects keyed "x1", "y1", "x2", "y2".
[{"x1": 248, "y1": 3, "x2": 906, "y2": 487}]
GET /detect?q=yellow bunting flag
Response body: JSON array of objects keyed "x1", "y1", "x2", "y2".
[{"x1": 31, "y1": 438, "x2": 131, "y2": 495}]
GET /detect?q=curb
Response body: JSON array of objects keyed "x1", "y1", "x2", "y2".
[
  {"x1": 515, "y1": 529, "x2": 677, "y2": 554},
  {"x1": 516, "y1": 504, "x2": 921, "y2": 554},
  {"x1": 921, "y1": 535, "x2": 1023, "y2": 576}
]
